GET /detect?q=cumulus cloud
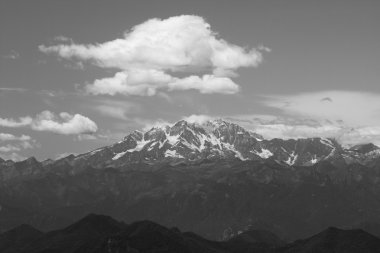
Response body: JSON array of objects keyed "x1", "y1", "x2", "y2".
[
  {"x1": 31, "y1": 111, "x2": 98, "y2": 135},
  {"x1": 0, "y1": 111, "x2": 98, "y2": 135},
  {"x1": 40, "y1": 15, "x2": 266, "y2": 96}
]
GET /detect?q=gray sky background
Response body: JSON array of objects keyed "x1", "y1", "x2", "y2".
[{"x1": 1, "y1": 0, "x2": 379, "y2": 161}]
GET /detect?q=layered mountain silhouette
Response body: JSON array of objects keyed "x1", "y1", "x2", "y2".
[
  {"x1": 1, "y1": 119, "x2": 380, "y2": 241},
  {"x1": 1, "y1": 214, "x2": 379, "y2": 253}
]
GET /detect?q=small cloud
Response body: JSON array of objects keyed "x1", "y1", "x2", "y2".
[
  {"x1": 0, "y1": 133, "x2": 31, "y2": 141},
  {"x1": 53, "y1": 35, "x2": 73, "y2": 43},
  {"x1": 3, "y1": 50, "x2": 20, "y2": 60},
  {"x1": 140, "y1": 119, "x2": 172, "y2": 131},
  {"x1": 91, "y1": 99, "x2": 141, "y2": 120},
  {"x1": 182, "y1": 114, "x2": 213, "y2": 124},
  {"x1": 0, "y1": 132, "x2": 36, "y2": 158},
  {"x1": 31, "y1": 111, "x2": 98, "y2": 135},
  {"x1": 320, "y1": 97, "x2": 333, "y2": 102},
  {"x1": 76, "y1": 134, "x2": 97, "y2": 141},
  {"x1": 168, "y1": 75, "x2": 240, "y2": 94},
  {"x1": 0, "y1": 144, "x2": 21, "y2": 152},
  {"x1": 0, "y1": 152, "x2": 27, "y2": 161},
  {"x1": 0, "y1": 111, "x2": 98, "y2": 135},
  {"x1": 55, "y1": 152, "x2": 78, "y2": 160},
  {"x1": 0, "y1": 116, "x2": 33, "y2": 127},
  {"x1": 258, "y1": 45, "x2": 272, "y2": 52}
]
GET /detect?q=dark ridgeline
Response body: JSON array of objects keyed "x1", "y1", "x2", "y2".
[
  {"x1": 1, "y1": 120, "x2": 380, "y2": 250},
  {"x1": 1, "y1": 214, "x2": 380, "y2": 253}
]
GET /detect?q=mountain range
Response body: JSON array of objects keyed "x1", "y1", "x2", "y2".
[
  {"x1": 1, "y1": 213, "x2": 380, "y2": 253},
  {"x1": 1, "y1": 119, "x2": 380, "y2": 242}
]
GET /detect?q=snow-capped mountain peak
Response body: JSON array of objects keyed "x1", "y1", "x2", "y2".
[{"x1": 7, "y1": 119, "x2": 380, "y2": 171}]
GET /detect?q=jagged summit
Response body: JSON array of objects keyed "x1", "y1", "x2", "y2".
[
  {"x1": 2, "y1": 119, "x2": 380, "y2": 171},
  {"x1": 90, "y1": 119, "x2": 347, "y2": 167}
]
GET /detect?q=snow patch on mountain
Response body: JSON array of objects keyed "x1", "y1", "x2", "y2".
[
  {"x1": 285, "y1": 152, "x2": 298, "y2": 165},
  {"x1": 165, "y1": 149, "x2": 184, "y2": 158},
  {"x1": 112, "y1": 151, "x2": 127, "y2": 160},
  {"x1": 127, "y1": 139, "x2": 151, "y2": 152},
  {"x1": 224, "y1": 142, "x2": 248, "y2": 160},
  {"x1": 252, "y1": 148, "x2": 273, "y2": 159}
]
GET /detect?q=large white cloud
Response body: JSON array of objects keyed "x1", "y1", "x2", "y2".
[
  {"x1": 40, "y1": 15, "x2": 265, "y2": 95},
  {"x1": 0, "y1": 111, "x2": 98, "y2": 135}
]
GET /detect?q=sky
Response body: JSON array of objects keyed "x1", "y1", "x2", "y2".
[{"x1": 1, "y1": 0, "x2": 380, "y2": 161}]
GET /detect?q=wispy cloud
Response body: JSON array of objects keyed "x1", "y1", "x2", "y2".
[
  {"x1": 2, "y1": 50, "x2": 20, "y2": 60},
  {"x1": 226, "y1": 110, "x2": 380, "y2": 145},
  {"x1": 0, "y1": 87, "x2": 27, "y2": 93},
  {"x1": 53, "y1": 35, "x2": 73, "y2": 43},
  {"x1": 260, "y1": 90, "x2": 380, "y2": 126},
  {"x1": 87, "y1": 98, "x2": 142, "y2": 120}
]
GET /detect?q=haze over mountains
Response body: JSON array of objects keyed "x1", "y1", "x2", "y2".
[{"x1": 2, "y1": 119, "x2": 380, "y2": 244}]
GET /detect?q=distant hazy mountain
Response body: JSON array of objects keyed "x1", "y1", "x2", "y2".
[
  {"x1": 1, "y1": 214, "x2": 379, "y2": 253},
  {"x1": 1, "y1": 119, "x2": 380, "y2": 241}
]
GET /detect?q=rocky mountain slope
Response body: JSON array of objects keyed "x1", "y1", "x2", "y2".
[{"x1": 1, "y1": 119, "x2": 380, "y2": 241}]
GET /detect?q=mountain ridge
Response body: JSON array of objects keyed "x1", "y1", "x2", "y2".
[
  {"x1": 2, "y1": 214, "x2": 380, "y2": 253},
  {"x1": 2, "y1": 119, "x2": 380, "y2": 178}
]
